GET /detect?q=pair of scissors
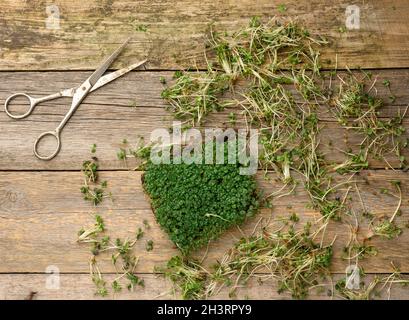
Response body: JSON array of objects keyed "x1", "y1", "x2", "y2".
[{"x1": 4, "y1": 38, "x2": 146, "y2": 160}]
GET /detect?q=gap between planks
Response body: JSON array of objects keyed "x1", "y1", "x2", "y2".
[{"x1": 1, "y1": 0, "x2": 409, "y2": 70}]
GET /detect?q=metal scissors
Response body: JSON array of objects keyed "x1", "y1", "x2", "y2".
[{"x1": 4, "y1": 38, "x2": 146, "y2": 160}]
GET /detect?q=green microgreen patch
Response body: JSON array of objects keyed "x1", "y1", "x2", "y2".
[{"x1": 142, "y1": 144, "x2": 260, "y2": 254}]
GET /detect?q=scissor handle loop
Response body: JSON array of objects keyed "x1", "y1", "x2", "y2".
[
  {"x1": 4, "y1": 93, "x2": 37, "y2": 119},
  {"x1": 33, "y1": 130, "x2": 61, "y2": 161}
]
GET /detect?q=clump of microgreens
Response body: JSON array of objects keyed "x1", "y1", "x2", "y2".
[
  {"x1": 162, "y1": 17, "x2": 407, "y2": 220},
  {"x1": 342, "y1": 242, "x2": 377, "y2": 261},
  {"x1": 155, "y1": 255, "x2": 209, "y2": 300},
  {"x1": 333, "y1": 148, "x2": 369, "y2": 175},
  {"x1": 382, "y1": 78, "x2": 397, "y2": 103},
  {"x1": 161, "y1": 69, "x2": 233, "y2": 126},
  {"x1": 77, "y1": 215, "x2": 151, "y2": 296},
  {"x1": 162, "y1": 18, "x2": 350, "y2": 221},
  {"x1": 80, "y1": 145, "x2": 111, "y2": 206},
  {"x1": 158, "y1": 215, "x2": 333, "y2": 300},
  {"x1": 371, "y1": 219, "x2": 402, "y2": 240},
  {"x1": 332, "y1": 72, "x2": 408, "y2": 170},
  {"x1": 335, "y1": 264, "x2": 409, "y2": 300},
  {"x1": 340, "y1": 184, "x2": 379, "y2": 263},
  {"x1": 208, "y1": 17, "x2": 326, "y2": 79},
  {"x1": 368, "y1": 180, "x2": 403, "y2": 240}
]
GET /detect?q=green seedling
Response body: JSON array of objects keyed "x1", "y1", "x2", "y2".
[
  {"x1": 143, "y1": 158, "x2": 259, "y2": 253},
  {"x1": 81, "y1": 154, "x2": 111, "y2": 206},
  {"x1": 146, "y1": 240, "x2": 154, "y2": 252},
  {"x1": 156, "y1": 256, "x2": 208, "y2": 300},
  {"x1": 78, "y1": 215, "x2": 146, "y2": 296}
]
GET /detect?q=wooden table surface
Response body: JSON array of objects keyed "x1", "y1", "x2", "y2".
[{"x1": 1, "y1": 0, "x2": 409, "y2": 300}]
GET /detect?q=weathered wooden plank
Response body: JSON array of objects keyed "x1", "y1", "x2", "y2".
[
  {"x1": 1, "y1": 273, "x2": 408, "y2": 300},
  {"x1": 1, "y1": 70, "x2": 408, "y2": 114},
  {"x1": 0, "y1": 1, "x2": 409, "y2": 70},
  {"x1": 1, "y1": 170, "x2": 409, "y2": 274},
  {"x1": 1, "y1": 71, "x2": 408, "y2": 170},
  {"x1": 1, "y1": 113, "x2": 407, "y2": 170}
]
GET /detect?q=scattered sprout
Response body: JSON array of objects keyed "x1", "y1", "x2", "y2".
[
  {"x1": 77, "y1": 214, "x2": 149, "y2": 296},
  {"x1": 336, "y1": 268, "x2": 409, "y2": 300},
  {"x1": 371, "y1": 219, "x2": 402, "y2": 240},
  {"x1": 277, "y1": 4, "x2": 287, "y2": 13},
  {"x1": 146, "y1": 240, "x2": 154, "y2": 252},
  {"x1": 81, "y1": 152, "x2": 111, "y2": 206}
]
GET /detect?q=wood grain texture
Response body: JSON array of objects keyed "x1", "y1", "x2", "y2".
[
  {"x1": 1, "y1": 170, "x2": 409, "y2": 274},
  {"x1": 1, "y1": 273, "x2": 408, "y2": 300},
  {"x1": 1, "y1": 70, "x2": 408, "y2": 170},
  {"x1": 0, "y1": 1, "x2": 409, "y2": 70}
]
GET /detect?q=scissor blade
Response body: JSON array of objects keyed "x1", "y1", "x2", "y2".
[
  {"x1": 90, "y1": 60, "x2": 147, "y2": 92},
  {"x1": 87, "y1": 38, "x2": 131, "y2": 86}
]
